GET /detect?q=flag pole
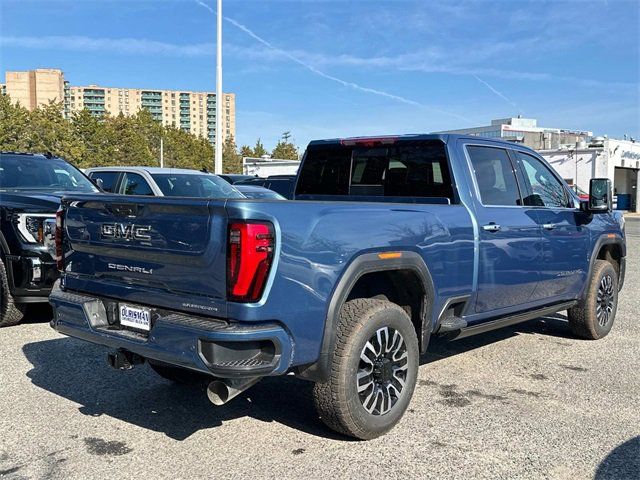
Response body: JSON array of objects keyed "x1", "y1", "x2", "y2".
[{"x1": 214, "y1": 0, "x2": 223, "y2": 174}]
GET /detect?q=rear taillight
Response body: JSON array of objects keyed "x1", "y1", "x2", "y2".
[
  {"x1": 55, "y1": 209, "x2": 64, "y2": 271},
  {"x1": 227, "y1": 221, "x2": 274, "y2": 302}
]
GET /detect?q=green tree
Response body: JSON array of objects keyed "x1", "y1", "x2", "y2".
[
  {"x1": 0, "y1": 96, "x2": 220, "y2": 171},
  {"x1": 252, "y1": 138, "x2": 268, "y2": 158},
  {"x1": 0, "y1": 94, "x2": 31, "y2": 152},
  {"x1": 271, "y1": 131, "x2": 299, "y2": 160},
  {"x1": 27, "y1": 101, "x2": 84, "y2": 162},
  {"x1": 222, "y1": 135, "x2": 242, "y2": 174},
  {"x1": 71, "y1": 109, "x2": 105, "y2": 167},
  {"x1": 104, "y1": 113, "x2": 154, "y2": 166},
  {"x1": 239, "y1": 144, "x2": 254, "y2": 158}
]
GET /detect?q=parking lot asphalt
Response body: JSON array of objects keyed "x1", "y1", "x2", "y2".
[{"x1": 1, "y1": 232, "x2": 639, "y2": 479}]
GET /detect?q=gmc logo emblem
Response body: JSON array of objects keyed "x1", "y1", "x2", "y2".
[{"x1": 101, "y1": 223, "x2": 152, "y2": 241}]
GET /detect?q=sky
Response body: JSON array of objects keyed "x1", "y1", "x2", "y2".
[{"x1": 1, "y1": 0, "x2": 638, "y2": 149}]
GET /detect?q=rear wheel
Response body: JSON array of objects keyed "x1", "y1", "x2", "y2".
[
  {"x1": 568, "y1": 259, "x2": 618, "y2": 340},
  {"x1": 148, "y1": 360, "x2": 210, "y2": 384},
  {"x1": 313, "y1": 298, "x2": 419, "y2": 440},
  {"x1": 0, "y1": 259, "x2": 26, "y2": 327}
]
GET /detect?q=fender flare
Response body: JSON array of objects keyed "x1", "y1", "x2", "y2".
[
  {"x1": 297, "y1": 251, "x2": 435, "y2": 383},
  {"x1": 0, "y1": 230, "x2": 10, "y2": 260},
  {"x1": 583, "y1": 233, "x2": 626, "y2": 296}
]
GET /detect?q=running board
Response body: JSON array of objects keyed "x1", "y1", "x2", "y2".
[{"x1": 452, "y1": 301, "x2": 577, "y2": 340}]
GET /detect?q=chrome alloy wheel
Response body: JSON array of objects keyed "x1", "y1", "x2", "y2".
[
  {"x1": 357, "y1": 326, "x2": 408, "y2": 416},
  {"x1": 596, "y1": 274, "x2": 615, "y2": 327}
]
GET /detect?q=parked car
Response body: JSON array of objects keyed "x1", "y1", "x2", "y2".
[
  {"x1": 50, "y1": 134, "x2": 625, "y2": 439},
  {"x1": 218, "y1": 174, "x2": 257, "y2": 184},
  {"x1": 234, "y1": 185, "x2": 286, "y2": 200},
  {"x1": 86, "y1": 167, "x2": 243, "y2": 198},
  {"x1": 235, "y1": 175, "x2": 296, "y2": 199},
  {"x1": 0, "y1": 152, "x2": 99, "y2": 326}
]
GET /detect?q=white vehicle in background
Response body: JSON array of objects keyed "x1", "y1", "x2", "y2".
[{"x1": 85, "y1": 167, "x2": 243, "y2": 198}]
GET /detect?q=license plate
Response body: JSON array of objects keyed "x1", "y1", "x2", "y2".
[{"x1": 119, "y1": 304, "x2": 151, "y2": 331}]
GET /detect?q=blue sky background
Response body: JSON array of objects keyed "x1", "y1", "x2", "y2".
[{"x1": 1, "y1": 0, "x2": 638, "y2": 149}]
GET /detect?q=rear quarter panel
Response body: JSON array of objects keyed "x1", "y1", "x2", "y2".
[{"x1": 225, "y1": 199, "x2": 475, "y2": 366}]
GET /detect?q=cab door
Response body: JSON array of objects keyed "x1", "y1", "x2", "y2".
[
  {"x1": 512, "y1": 150, "x2": 589, "y2": 300},
  {"x1": 464, "y1": 144, "x2": 543, "y2": 314}
]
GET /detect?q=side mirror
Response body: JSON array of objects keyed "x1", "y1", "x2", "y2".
[{"x1": 588, "y1": 178, "x2": 613, "y2": 213}]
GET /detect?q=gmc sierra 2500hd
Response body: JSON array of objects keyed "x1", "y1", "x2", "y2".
[{"x1": 49, "y1": 134, "x2": 625, "y2": 439}]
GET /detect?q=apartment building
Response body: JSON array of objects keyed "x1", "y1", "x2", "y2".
[
  {"x1": 2, "y1": 69, "x2": 68, "y2": 113},
  {"x1": 3, "y1": 69, "x2": 236, "y2": 145}
]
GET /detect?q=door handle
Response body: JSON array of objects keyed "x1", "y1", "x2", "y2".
[
  {"x1": 542, "y1": 223, "x2": 556, "y2": 230},
  {"x1": 482, "y1": 223, "x2": 501, "y2": 232}
]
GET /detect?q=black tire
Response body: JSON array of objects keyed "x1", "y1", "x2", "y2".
[
  {"x1": 148, "y1": 360, "x2": 210, "y2": 384},
  {"x1": 568, "y1": 259, "x2": 618, "y2": 340},
  {"x1": 0, "y1": 258, "x2": 26, "y2": 327},
  {"x1": 313, "y1": 298, "x2": 419, "y2": 440}
]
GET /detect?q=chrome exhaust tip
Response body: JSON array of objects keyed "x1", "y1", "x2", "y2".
[{"x1": 207, "y1": 377, "x2": 261, "y2": 406}]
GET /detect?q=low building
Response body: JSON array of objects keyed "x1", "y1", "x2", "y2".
[
  {"x1": 436, "y1": 116, "x2": 591, "y2": 150},
  {"x1": 2, "y1": 68, "x2": 236, "y2": 147},
  {"x1": 540, "y1": 137, "x2": 640, "y2": 212},
  {"x1": 243, "y1": 157, "x2": 300, "y2": 177}
]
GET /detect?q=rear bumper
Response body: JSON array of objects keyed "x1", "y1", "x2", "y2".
[{"x1": 49, "y1": 282, "x2": 293, "y2": 378}]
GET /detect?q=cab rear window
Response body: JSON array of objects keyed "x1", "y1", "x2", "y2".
[{"x1": 295, "y1": 140, "x2": 454, "y2": 203}]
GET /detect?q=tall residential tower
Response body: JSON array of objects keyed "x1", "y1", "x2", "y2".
[{"x1": 2, "y1": 69, "x2": 236, "y2": 146}]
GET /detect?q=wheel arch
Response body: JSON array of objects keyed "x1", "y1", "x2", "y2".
[
  {"x1": 585, "y1": 233, "x2": 625, "y2": 295},
  {"x1": 297, "y1": 251, "x2": 435, "y2": 383}
]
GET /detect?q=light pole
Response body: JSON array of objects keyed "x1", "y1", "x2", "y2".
[{"x1": 214, "y1": 0, "x2": 223, "y2": 174}]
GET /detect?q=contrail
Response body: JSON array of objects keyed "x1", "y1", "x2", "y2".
[
  {"x1": 224, "y1": 16, "x2": 424, "y2": 108},
  {"x1": 194, "y1": 1, "x2": 469, "y2": 121},
  {"x1": 195, "y1": 0, "x2": 214, "y2": 14},
  {"x1": 474, "y1": 75, "x2": 519, "y2": 111}
]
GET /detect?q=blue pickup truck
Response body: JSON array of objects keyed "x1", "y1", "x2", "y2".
[{"x1": 50, "y1": 134, "x2": 625, "y2": 439}]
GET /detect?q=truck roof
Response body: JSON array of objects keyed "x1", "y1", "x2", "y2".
[
  {"x1": 307, "y1": 133, "x2": 538, "y2": 153},
  {"x1": 86, "y1": 166, "x2": 213, "y2": 175}
]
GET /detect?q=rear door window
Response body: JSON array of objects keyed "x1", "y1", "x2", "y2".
[
  {"x1": 466, "y1": 145, "x2": 521, "y2": 206},
  {"x1": 89, "y1": 171, "x2": 120, "y2": 193},
  {"x1": 119, "y1": 172, "x2": 154, "y2": 196}
]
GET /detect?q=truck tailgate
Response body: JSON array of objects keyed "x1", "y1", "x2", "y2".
[{"x1": 61, "y1": 195, "x2": 228, "y2": 316}]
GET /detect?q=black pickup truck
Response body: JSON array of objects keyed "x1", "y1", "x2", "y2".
[{"x1": 0, "y1": 152, "x2": 99, "y2": 326}]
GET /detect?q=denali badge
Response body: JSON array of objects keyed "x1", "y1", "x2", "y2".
[
  {"x1": 108, "y1": 263, "x2": 153, "y2": 275},
  {"x1": 101, "y1": 223, "x2": 151, "y2": 241}
]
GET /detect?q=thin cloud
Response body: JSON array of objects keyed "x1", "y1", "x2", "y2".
[
  {"x1": 0, "y1": 35, "x2": 213, "y2": 56},
  {"x1": 473, "y1": 75, "x2": 519, "y2": 111}
]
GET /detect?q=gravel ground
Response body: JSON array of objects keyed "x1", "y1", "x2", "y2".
[{"x1": 1, "y1": 228, "x2": 638, "y2": 480}]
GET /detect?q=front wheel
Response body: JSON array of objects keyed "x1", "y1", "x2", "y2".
[
  {"x1": 0, "y1": 259, "x2": 26, "y2": 327},
  {"x1": 568, "y1": 259, "x2": 619, "y2": 340},
  {"x1": 313, "y1": 298, "x2": 419, "y2": 440}
]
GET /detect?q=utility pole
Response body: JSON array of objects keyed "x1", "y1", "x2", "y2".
[
  {"x1": 214, "y1": 0, "x2": 223, "y2": 174},
  {"x1": 575, "y1": 141, "x2": 579, "y2": 192},
  {"x1": 160, "y1": 137, "x2": 164, "y2": 168}
]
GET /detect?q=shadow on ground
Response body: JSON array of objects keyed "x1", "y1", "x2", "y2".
[
  {"x1": 22, "y1": 313, "x2": 576, "y2": 441},
  {"x1": 595, "y1": 436, "x2": 640, "y2": 479}
]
